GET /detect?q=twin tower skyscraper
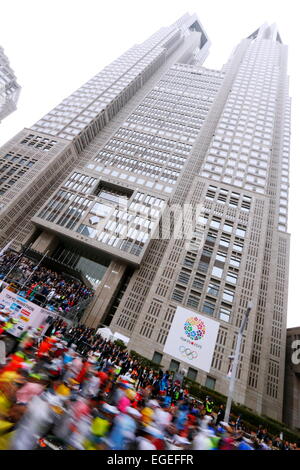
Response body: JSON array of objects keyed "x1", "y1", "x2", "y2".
[
  {"x1": 0, "y1": 46, "x2": 20, "y2": 124},
  {"x1": 0, "y1": 13, "x2": 290, "y2": 421}
]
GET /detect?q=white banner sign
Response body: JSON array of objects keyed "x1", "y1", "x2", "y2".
[
  {"x1": 163, "y1": 306, "x2": 220, "y2": 373},
  {"x1": 0, "y1": 288, "x2": 56, "y2": 337}
]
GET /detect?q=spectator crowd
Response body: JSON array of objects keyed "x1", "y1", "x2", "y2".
[{"x1": 0, "y1": 251, "x2": 94, "y2": 314}]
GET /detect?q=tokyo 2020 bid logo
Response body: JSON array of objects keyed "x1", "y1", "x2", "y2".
[{"x1": 184, "y1": 316, "x2": 206, "y2": 341}]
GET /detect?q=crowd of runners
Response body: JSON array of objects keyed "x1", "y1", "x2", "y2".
[{"x1": 0, "y1": 316, "x2": 299, "y2": 451}]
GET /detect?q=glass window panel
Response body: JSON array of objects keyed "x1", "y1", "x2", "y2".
[
  {"x1": 207, "y1": 283, "x2": 219, "y2": 296},
  {"x1": 203, "y1": 301, "x2": 215, "y2": 315},
  {"x1": 220, "y1": 307, "x2": 231, "y2": 322},
  {"x1": 236, "y1": 228, "x2": 246, "y2": 238},
  {"x1": 205, "y1": 376, "x2": 216, "y2": 390},
  {"x1": 212, "y1": 266, "x2": 223, "y2": 278},
  {"x1": 223, "y1": 223, "x2": 233, "y2": 233},
  {"x1": 226, "y1": 273, "x2": 237, "y2": 284},
  {"x1": 91, "y1": 203, "x2": 112, "y2": 217}
]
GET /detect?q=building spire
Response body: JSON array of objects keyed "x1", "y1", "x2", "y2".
[{"x1": 247, "y1": 23, "x2": 283, "y2": 43}]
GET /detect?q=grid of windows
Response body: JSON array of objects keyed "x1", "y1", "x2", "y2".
[
  {"x1": 20, "y1": 134, "x2": 57, "y2": 151},
  {"x1": 170, "y1": 186, "x2": 252, "y2": 325},
  {"x1": 200, "y1": 39, "x2": 282, "y2": 195},
  {"x1": 82, "y1": 66, "x2": 223, "y2": 194},
  {"x1": 37, "y1": 187, "x2": 165, "y2": 258},
  {"x1": 30, "y1": 24, "x2": 194, "y2": 149},
  {"x1": 0, "y1": 152, "x2": 37, "y2": 195}
]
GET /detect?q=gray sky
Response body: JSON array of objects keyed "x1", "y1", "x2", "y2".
[{"x1": 1, "y1": 0, "x2": 299, "y2": 327}]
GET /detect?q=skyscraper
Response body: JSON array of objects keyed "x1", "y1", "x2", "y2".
[
  {"x1": 0, "y1": 46, "x2": 20, "y2": 123},
  {"x1": 0, "y1": 14, "x2": 290, "y2": 421}
]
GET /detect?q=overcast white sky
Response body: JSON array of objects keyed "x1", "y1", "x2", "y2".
[{"x1": 0, "y1": 0, "x2": 299, "y2": 327}]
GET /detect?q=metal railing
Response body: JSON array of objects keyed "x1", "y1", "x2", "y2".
[{"x1": 0, "y1": 275, "x2": 93, "y2": 320}]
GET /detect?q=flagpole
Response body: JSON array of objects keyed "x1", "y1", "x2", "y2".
[
  {"x1": 0, "y1": 238, "x2": 15, "y2": 258},
  {"x1": 2, "y1": 243, "x2": 32, "y2": 283},
  {"x1": 19, "y1": 250, "x2": 49, "y2": 293},
  {"x1": 224, "y1": 302, "x2": 252, "y2": 424}
]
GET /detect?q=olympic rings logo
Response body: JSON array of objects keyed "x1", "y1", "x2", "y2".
[{"x1": 179, "y1": 346, "x2": 198, "y2": 360}]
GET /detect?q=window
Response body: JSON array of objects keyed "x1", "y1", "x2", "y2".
[
  {"x1": 203, "y1": 247, "x2": 213, "y2": 258},
  {"x1": 198, "y1": 215, "x2": 208, "y2": 226},
  {"x1": 193, "y1": 275, "x2": 204, "y2": 290},
  {"x1": 187, "y1": 292, "x2": 201, "y2": 309},
  {"x1": 187, "y1": 368, "x2": 197, "y2": 382},
  {"x1": 218, "y1": 190, "x2": 228, "y2": 202},
  {"x1": 219, "y1": 237, "x2": 230, "y2": 249},
  {"x1": 169, "y1": 359, "x2": 180, "y2": 373},
  {"x1": 205, "y1": 376, "x2": 216, "y2": 390},
  {"x1": 172, "y1": 287, "x2": 185, "y2": 303},
  {"x1": 91, "y1": 202, "x2": 112, "y2": 218},
  {"x1": 229, "y1": 197, "x2": 239, "y2": 208},
  {"x1": 212, "y1": 266, "x2": 223, "y2": 278},
  {"x1": 203, "y1": 301, "x2": 215, "y2": 315},
  {"x1": 206, "y1": 233, "x2": 217, "y2": 245},
  {"x1": 220, "y1": 306, "x2": 231, "y2": 322},
  {"x1": 216, "y1": 252, "x2": 226, "y2": 263},
  {"x1": 207, "y1": 282, "x2": 219, "y2": 297},
  {"x1": 226, "y1": 272, "x2": 237, "y2": 285},
  {"x1": 76, "y1": 224, "x2": 97, "y2": 238},
  {"x1": 152, "y1": 352, "x2": 163, "y2": 365},
  {"x1": 223, "y1": 223, "x2": 233, "y2": 233},
  {"x1": 184, "y1": 255, "x2": 195, "y2": 268},
  {"x1": 236, "y1": 227, "x2": 246, "y2": 238},
  {"x1": 198, "y1": 261, "x2": 209, "y2": 273},
  {"x1": 211, "y1": 219, "x2": 220, "y2": 229},
  {"x1": 206, "y1": 187, "x2": 216, "y2": 199},
  {"x1": 230, "y1": 257, "x2": 240, "y2": 268},
  {"x1": 232, "y1": 242, "x2": 243, "y2": 252},
  {"x1": 178, "y1": 271, "x2": 190, "y2": 285},
  {"x1": 222, "y1": 289, "x2": 234, "y2": 303}
]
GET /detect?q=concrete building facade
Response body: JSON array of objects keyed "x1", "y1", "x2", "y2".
[{"x1": 0, "y1": 15, "x2": 290, "y2": 420}]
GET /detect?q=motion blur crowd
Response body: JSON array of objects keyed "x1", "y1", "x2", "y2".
[
  {"x1": 0, "y1": 251, "x2": 94, "y2": 314},
  {"x1": 0, "y1": 318, "x2": 299, "y2": 451}
]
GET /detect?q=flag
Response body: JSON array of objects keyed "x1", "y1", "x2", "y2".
[{"x1": 227, "y1": 361, "x2": 233, "y2": 378}]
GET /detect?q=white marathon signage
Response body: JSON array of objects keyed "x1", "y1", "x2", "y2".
[
  {"x1": 163, "y1": 306, "x2": 220, "y2": 373},
  {"x1": 0, "y1": 288, "x2": 56, "y2": 337}
]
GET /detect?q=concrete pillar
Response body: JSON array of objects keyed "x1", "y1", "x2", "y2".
[
  {"x1": 82, "y1": 260, "x2": 127, "y2": 328},
  {"x1": 31, "y1": 231, "x2": 59, "y2": 255}
]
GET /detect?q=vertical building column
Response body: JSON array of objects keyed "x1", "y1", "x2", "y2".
[
  {"x1": 31, "y1": 231, "x2": 59, "y2": 255},
  {"x1": 82, "y1": 260, "x2": 127, "y2": 328}
]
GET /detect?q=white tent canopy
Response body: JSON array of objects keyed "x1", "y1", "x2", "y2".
[
  {"x1": 96, "y1": 327, "x2": 130, "y2": 345},
  {"x1": 96, "y1": 327, "x2": 113, "y2": 340},
  {"x1": 113, "y1": 332, "x2": 130, "y2": 345}
]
